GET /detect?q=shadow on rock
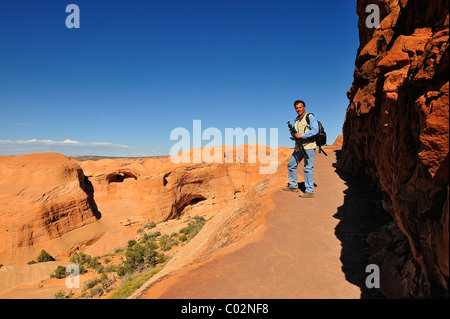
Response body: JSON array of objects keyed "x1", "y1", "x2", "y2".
[{"x1": 332, "y1": 149, "x2": 391, "y2": 299}]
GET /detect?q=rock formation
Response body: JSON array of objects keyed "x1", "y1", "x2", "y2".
[
  {"x1": 337, "y1": 0, "x2": 449, "y2": 297},
  {"x1": 0, "y1": 145, "x2": 281, "y2": 266},
  {"x1": 0, "y1": 153, "x2": 100, "y2": 264},
  {"x1": 331, "y1": 135, "x2": 344, "y2": 148}
]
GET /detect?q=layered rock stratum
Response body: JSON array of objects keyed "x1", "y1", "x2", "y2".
[
  {"x1": 0, "y1": 145, "x2": 279, "y2": 266},
  {"x1": 0, "y1": 153, "x2": 100, "y2": 264},
  {"x1": 337, "y1": 0, "x2": 449, "y2": 298}
]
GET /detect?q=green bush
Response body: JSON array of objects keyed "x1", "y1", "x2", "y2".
[
  {"x1": 78, "y1": 264, "x2": 88, "y2": 275},
  {"x1": 108, "y1": 266, "x2": 163, "y2": 299},
  {"x1": 54, "y1": 289, "x2": 74, "y2": 299},
  {"x1": 143, "y1": 221, "x2": 156, "y2": 230},
  {"x1": 116, "y1": 264, "x2": 134, "y2": 277},
  {"x1": 104, "y1": 264, "x2": 118, "y2": 273},
  {"x1": 36, "y1": 250, "x2": 55, "y2": 263},
  {"x1": 69, "y1": 252, "x2": 99, "y2": 273},
  {"x1": 89, "y1": 257, "x2": 103, "y2": 272},
  {"x1": 90, "y1": 286, "x2": 103, "y2": 297},
  {"x1": 127, "y1": 240, "x2": 137, "y2": 248},
  {"x1": 178, "y1": 215, "x2": 206, "y2": 242},
  {"x1": 159, "y1": 234, "x2": 179, "y2": 251},
  {"x1": 51, "y1": 265, "x2": 68, "y2": 279},
  {"x1": 122, "y1": 239, "x2": 164, "y2": 274},
  {"x1": 84, "y1": 277, "x2": 101, "y2": 290},
  {"x1": 143, "y1": 231, "x2": 161, "y2": 241},
  {"x1": 114, "y1": 248, "x2": 124, "y2": 254},
  {"x1": 70, "y1": 252, "x2": 91, "y2": 266}
]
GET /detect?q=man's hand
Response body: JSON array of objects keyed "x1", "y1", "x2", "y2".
[{"x1": 295, "y1": 133, "x2": 302, "y2": 139}]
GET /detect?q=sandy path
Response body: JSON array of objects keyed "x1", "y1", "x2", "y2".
[{"x1": 140, "y1": 147, "x2": 362, "y2": 299}]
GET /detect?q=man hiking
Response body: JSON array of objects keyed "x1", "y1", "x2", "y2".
[{"x1": 283, "y1": 100, "x2": 319, "y2": 198}]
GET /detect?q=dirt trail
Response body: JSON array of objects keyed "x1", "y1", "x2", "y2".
[{"x1": 139, "y1": 147, "x2": 362, "y2": 299}]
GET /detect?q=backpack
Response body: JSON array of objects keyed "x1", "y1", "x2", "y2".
[{"x1": 306, "y1": 113, "x2": 327, "y2": 156}]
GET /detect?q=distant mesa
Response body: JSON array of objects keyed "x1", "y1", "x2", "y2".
[{"x1": 330, "y1": 135, "x2": 344, "y2": 147}]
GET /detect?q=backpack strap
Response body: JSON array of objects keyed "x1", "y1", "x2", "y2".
[
  {"x1": 306, "y1": 113, "x2": 328, "y2": 156},
  {"x1": 305, "y1": 113, "x2": 315, "y2": 125}
]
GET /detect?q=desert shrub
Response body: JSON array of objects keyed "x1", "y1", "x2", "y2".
[
  {"x1": 144, "y1": 231, "x2": 161, "y2": 241},
  {"x1": 116, "y1": 264, "x2": 134, "y2": 277},
  {"x1": 84, "y1": 277, "x2": 101, "y2": 290},
  {"x1": 159, "y1": 234, "x2": 179, "y2": 251},
  {"x1": 192, "y1": 215, "x2": 206, "y2": 226},
  {"x1": 36, "y1": 250, "x2": 55, "y2": 263},
  {"x1": 90, "y1": 286, "x2": 103, "y2": 297},
  {"x1": 78, "y1": 264, "x2": 88, "y2": 275},
  {"x1": 125, "y1": 242, "x2": 145, "y2": 269},
  {"x1": 78, "y1": 273, "x2": 117, "y2": 299},
  {"x1": 122, "y1": 240, "x2": 164, "y2": 273},
  {"x1": 27, "y1": 260, "x2": 37, "y2": 265},
  {"x1": 179, "y1": 226, "x2": 189, "y2": 234},
  {"x1": 100, "y1": 273, "x2": 108, "y2": 282},
  {"x1": 127, "y1": 239, "x2": 137, "y2": 248},
  {"x1": 69, "y1": 252, "x2": 99, "y2": 273},
  {"x1": 70, "y1": 252, "x2": 91, "y2": 265},
  {"x1": 157, "y1": 253, "x2": 168, "y2": 264},
  {"x1": 89, "y1": 257, "x2": 103, "y2": 272},
  {"x1": 142, "y1": 221, "x2": 156, "y2": 231},
  {"x1": 159, "y1": 234, "x2": 169, "y2": 245},
  {"x1": 141, "y1": 233, "x2": 150, "y2": 242},
  {"x1": 103, "y1": 264, "x2": 117, "y2": 273},
  {"x1": 108, "y1": 266, "x2": 163, "y2": 299},
  {"x1": 54, "y1": 289, "x2": 74, "y2": 299},
  {"x1": 180, "y1": 216, "x2": 205, "y2": 234},
  {"x1": 179, "y1": 215, "x2": 206, "y2": 242},
  {"x1": 114, "y1": 248, "x2": 124, "y2": 254},
  {"x1": 187, "y1": 229, "x2": 201, "y2": 241},
  {"x1": 137, "y1": 222, "x2": 157, "y2": 234},
  {"x1": 51, "y1": 265, "x2": 68, "y2": 279}
]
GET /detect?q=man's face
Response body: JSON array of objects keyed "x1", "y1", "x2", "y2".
[{"x1": 294, "y1": 103, "x2": 305, "y2": 116}]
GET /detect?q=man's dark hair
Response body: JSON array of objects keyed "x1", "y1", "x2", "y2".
[{"x1": 293, "y1": 100, "x2": 306, "y2": 108}]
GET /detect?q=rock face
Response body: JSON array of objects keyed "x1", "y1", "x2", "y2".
[
  {"x1": 0, "y1": 153, "x2": 100, "y2": 264},
  {"x1": 78, "y1": 145, "x2": 274, "y2": 226},
  {"x1": 338, "y1": 0, "x2": 449, "y2": 297},
  {"x1": 0, "y1": 145, "x2": 280, "y2": 265}
]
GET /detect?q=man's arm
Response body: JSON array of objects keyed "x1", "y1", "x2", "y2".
[{"x1": 301, "y1": 115, "x2": 319, "y2": 139}]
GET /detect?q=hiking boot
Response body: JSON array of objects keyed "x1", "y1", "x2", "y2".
[
  {"x1": 299, "y1": 192, "x2": 314, "y2": 198},
  {"x1": 283, "y1": 185, "x2": 299, "y2": 192}
]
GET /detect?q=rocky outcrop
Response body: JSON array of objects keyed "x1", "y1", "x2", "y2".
[
  {"x1": 0, "y1": 145, "x2": 281, "y2": 265},
  {"x1": 78, "y1": 145, "x2": 275, "y2": 226},
  {"x1": 0, "y1": 153, "x2": 100, "y2": 264},
  {"x1": 331, "y1": 135, "x2": 344, "y2": 148},
  {"x1": 338, "y1": 0, "x2": 449, "y2": 297}
]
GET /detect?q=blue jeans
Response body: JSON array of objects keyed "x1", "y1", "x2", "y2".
[{"x1": 287, "y1": 149, "x2": 315, "y2": 194}]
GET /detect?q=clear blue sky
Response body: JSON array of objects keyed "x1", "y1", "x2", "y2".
[{"x1": 0, "y1": 0, "x2": 359, "y2": 156}]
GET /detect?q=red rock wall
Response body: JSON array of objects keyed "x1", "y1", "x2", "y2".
[
  {"x1": 338, "y1": 0, "x2": 449, "y2": 297},
  {"x1": 0, "y1": 153, "x2": 100, "y2": 264}
]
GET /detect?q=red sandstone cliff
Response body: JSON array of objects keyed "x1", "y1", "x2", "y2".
[
  {"x1": 337, "y1": 0, "x2": 449, "y2": 298},
  {"x1": 0, "y1": 153, "x2": 100, "y2": 264},
  {"x1": 0, "y1": 145, "x2": 280, "y2": 266}
]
